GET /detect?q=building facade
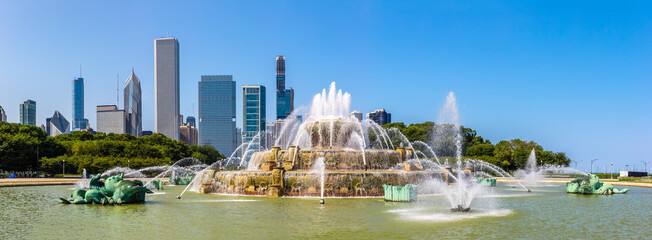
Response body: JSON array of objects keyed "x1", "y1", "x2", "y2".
[
  {"x1": 199, "y1": 75, "x2": 236, "y2": 157},
  {"x1": 0, "y1": 106, "x2": 6, "y2": 122},
  {"x1": 242, "y1": 85, "x2": 266, "y2": 150},
  {"x1": 275, "y1": 56, "x2": 294, "y2": 120},
  {"x1": 19, "y1": 100, "x2": 36, "y2": 126},
  {"x1": 46, "y1": 110, "x2": 70, "y2": 136},
  {"x1": 154, "y1": 37, "x2": 180, "y2": 140},
  {"x1": 180, "y1": 116, "x2": 198, "y2": 146},
  {"x1": 124, "y1": 70, "x2": 142, "y2": 137},
  {"x1": 72, "y1": 77, "x2": 89, "y2": 130},
  {"x1": 366, "y1": 109, "x2": 391, "y2": 126},
  {"x1": 96, "y1": 105, "x2": 126, "y2": 134},
  {"x1": 350, "y1": 110, "x2": 363, "y2": 122}
]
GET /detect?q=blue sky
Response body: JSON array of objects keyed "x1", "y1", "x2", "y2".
[{"x1": 0, "y1": 1, "x2": 650, "y2": 172}]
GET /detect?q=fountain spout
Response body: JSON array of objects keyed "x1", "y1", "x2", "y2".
[{"x1": 451, "y1": 205, "x2": 470, "y2": 212}]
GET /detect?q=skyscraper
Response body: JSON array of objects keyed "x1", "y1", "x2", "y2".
[
  {"x1": 199, "y1": 75, "x2": 236, "y2": 156},
  {"x1": 72, "y1": 77, "x2": 89, "y2": 131},
  {"x1": 155, "y1": 37, "x2": 180, "y2": 140},
  {"x1": 96, "y1": 105, "x2": 126, "y2": 134},
  {"x1": 124, "y1": 69, "x2": 142, "y2": 137},
  {"x1": 276, "y1": 56, "x2": 294, "y2": 120},
  {"x1": 46, "y1": 110, "x2": 70, "y2": 136},
  {"x1": 243, "y1": 85, "x2": 266, "y2": 150},
  {"x1": 366, "y1": 109, "x2": 392, "y2": 126},
  {"x1": 19, "y1": 100, "x2": 36, "y2": 126},
  {"x1": 180, "y1": 116, "x2": 198, "y2": 146},
  {"x1": 0, "y1": 106, "x2": 6, "y2": 122}
]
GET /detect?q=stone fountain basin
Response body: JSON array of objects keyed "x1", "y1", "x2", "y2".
[{"x1": 201, "y1": 170, "x2": 445, "y2": 197}]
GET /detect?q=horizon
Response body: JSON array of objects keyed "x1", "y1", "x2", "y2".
[{"x1": 0, "y1": 1, "x2": 650, "y2": 172}]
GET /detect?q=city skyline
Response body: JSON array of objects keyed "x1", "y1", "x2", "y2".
[{"x1": 0, "y1": 1, "x2": 650, "y2": 171}]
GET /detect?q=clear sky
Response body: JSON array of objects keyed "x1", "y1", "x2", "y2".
[{"x1": 0, "y1": 1, "x2": 650, "y2": 172}]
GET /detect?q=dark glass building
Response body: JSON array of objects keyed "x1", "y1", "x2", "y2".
[
  {"x1": 276, "y1": 56, "x2": 294, "y2": 120},
  {"x1": 199, "y1": 75, "x2": 236, "y2": 157},
  {"x1": 72, "y1": 77, "x2": 89, "y2": 130}
]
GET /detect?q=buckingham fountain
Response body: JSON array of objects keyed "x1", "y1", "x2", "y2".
[{"x1": 193, "y1": 82, "x2": 447, "y2": 198}]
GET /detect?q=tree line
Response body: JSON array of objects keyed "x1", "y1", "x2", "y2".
[
  {"x1": 382, "y1": 122, "x2": 571, "y2": 171},
  {"x1": 0, "y1": 122, "x2": 223, "y2": 174}
]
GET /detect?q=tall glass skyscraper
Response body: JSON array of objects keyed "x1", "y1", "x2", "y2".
[
  {"x1": 243, "y1": 85, "x2": 266, "y2": 150},
  {"x1": 72, "y1": 77, "x2": 89, "y2": 130},
  {"x1": 155, "y1": 37, "x2": 180, "y2": 140},
  {"x1": 19, "y1": 100, "x2": 36, "y2": 126},
  {"x1": 0, "y1": 106, "x2": 6, "y2": 122},
  {"x1": 124, "y1": 69, "x2": 142, "y2": 137},
  {"x1": 199, "y1": 75, "x2": 236, "y2": 157},
  {"x1": 276, "y1": 56, "x2": 294, "y2": 120}
]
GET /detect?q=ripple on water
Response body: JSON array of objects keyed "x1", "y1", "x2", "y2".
[{"x1": 389, "y1": 208, "x2": 514, "y2": 222}]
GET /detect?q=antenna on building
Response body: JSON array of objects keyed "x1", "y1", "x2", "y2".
[{"x1": 116, "y1": 73, "x2": 119, "y2": 106}]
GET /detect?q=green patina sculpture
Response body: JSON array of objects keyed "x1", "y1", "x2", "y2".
[
  {"x1": 477, "y1": 177, "x2": 496, "y2": 187},
  {"x1": 170, "y1": 173, "x2": 194, "y2": 185},
  {"x1": 566, "y1": 174, "x2": 629, "y2": 195},
  {"x1": 58, "y1": 173, "x2": 153, "y2": 204},
  {"x1": 383, "y1": 184, "x2": 418, "y2": 202},
  {"x1": 148, "y1": 179, "x2": 164, "y2": 190}
]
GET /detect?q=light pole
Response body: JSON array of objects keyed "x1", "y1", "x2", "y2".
[
  {"x1": 625, "y1": 165, "x2": 629, "y2": 172},
  {"x1": 62, "y1": 159, "x2": 65, "y2": 178},
  {"x1": 590, "y1": 159, "x2": 599, "y2": 174},
  {"x1": 610, "y1": 162, "x2": 613, "y2": 179},
  {"x1": 641, "y1": 161, "x2": 648, "y2": 174}
]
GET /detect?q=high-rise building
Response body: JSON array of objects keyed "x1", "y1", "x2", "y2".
[
  {"x1": 46, "y1": 111, "x2": 70, "y2": 136},
  {"x1": 155, "y1": 37, "x2": 180, "y2": 140},
  {"x1": 72, "y1": 77, "x2": 89, "y2": 131},
  {"x1": 199, "y1": 75, "x2": 236, "y2": 157},
  {"x1": 124, "y1": 69, "x2": 142, "y2": 137},
  {"x1": 265, "y1": 122, "x2": 275, "y2": 149},
  {"x1": 366, "y1": 109, "x2": 392, "y2": 126},
  {"x1": 350, "y1": 110, "x2": 363, "y2": 122},
  {"x1": 242, "y1": 85, "x2": 266, "y2": 151},
  {"x1": 180, "y1": 117, "x2": 198, "y2": 146},
  {"x1": 19, "y1": 100, "x2": 36, "y2": 126},
  {"x1": 186, "y1": 116, "x2": 196, "y2": 127},
  {"x1": 96, "y1": 105, "x2": 126, "y2": 134},
  {"x1": 0, "y1": 106, "x2": 6, "y2": 122},
  {"x1": 235, "y1": 127, "x2": 242, "y2": 158},
  {"x1": 276, "y1": 56, "x2": 294, "y2": 120}
]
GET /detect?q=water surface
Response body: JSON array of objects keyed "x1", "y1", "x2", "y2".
[{"x1": 0, "y1": 184, "x2": 649, "y2": 239}]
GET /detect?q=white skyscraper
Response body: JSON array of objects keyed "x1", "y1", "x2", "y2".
[{"x1": 155, "y1": 37, "x2": 180, "y2": 140}]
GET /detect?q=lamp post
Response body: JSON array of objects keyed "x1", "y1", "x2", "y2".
[
  {"x1": 62, "y1": 159, "x2": 65, "y2": 178},
  {"x1": 610, "y1": 162, "x2": 613, "y2": 179},
  {"x1": 625, "y1": 165, "x2": 629, "y2": 171},
  {"x1": 641, "y1": 161, "x2": 648, "y2": 174},
  {"x1": 590, "y1": 159, "x2": 599, "y2": 174}
]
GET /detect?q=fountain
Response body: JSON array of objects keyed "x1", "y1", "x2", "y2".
[
  {"x1": 196, "y1": 82, "x2": 449, "y2": 198},
  {"x1": 514, "y1": 149, "x2": 542, "y2": 186}
]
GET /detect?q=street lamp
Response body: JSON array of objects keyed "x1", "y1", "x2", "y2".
[
  {"x1": 610, "y1": 162, "x2": 613, "y2": 179},
  {"x1": 573, "y1": 160, "x2": 582, "y2": 170},
  {"x1": 641, "y1": 161, "x2": 648, "y2": 174},
  {"x1": 590, "y1": 159, "x2": 599, "y2": 174},
  {"x1": 62, "y1": 159, "x2": 65, "y2": 178}
]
